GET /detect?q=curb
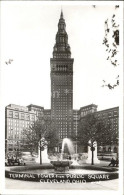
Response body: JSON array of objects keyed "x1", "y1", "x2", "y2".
[{"x1": 5, "y1": 165, "x2": 118, "y2": 183}]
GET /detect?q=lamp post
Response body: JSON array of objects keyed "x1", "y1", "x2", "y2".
[
  {"x1": 75, "y1": 138, "x2": 77, "y2": 154},
  {"x1": 75, "y1": 110, "x2": 78, "y2": 154},
  {"x1": 39, "y1": 136, "x2": 48, "y2": 165},
  {"x1": 40, "y1": 140, "x2": 42, "y2": 164},
  {"x1": 16, "y1": 140, "x2": 20, "y2": 157},
  {"x1": 40, "y1": 139, "x2": 44, "y2": 165},
  {"x1": 5, "y1": 139, "x2": 8, "y2": 156},
  {"x1": 88, "y1": 140, "x2": 95, "y2": 165},
  {"x1": 39, "y1": 134, "x2": 42, "y2": 165},
  {"x1": 91, "y1": 145, "x2": 95, "y2": 165},
  {"x1": 116, "y1": 138, "x2": 119, "y2": 159}
]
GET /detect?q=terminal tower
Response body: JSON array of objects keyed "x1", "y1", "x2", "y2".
[{"x1": 50, "y1": 11, "x2": 74, "y2": 139}]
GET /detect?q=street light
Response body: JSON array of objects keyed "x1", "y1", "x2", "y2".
[
  {"x1": 38, "y1": 136, "x2": 48, "y2": 164},
  {"x1": 5, "y1": 139, "x2": 8, "y2": 155},
  {"x1": 88, "y1": 140, "x2": 96, "y2": 165},
  {"x1": 116, "y1": 138, "x2": 119, "y2": 159}
]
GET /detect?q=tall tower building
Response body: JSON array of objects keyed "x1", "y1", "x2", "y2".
[{"x1": 50, "y1": 11, "x2": 74, "y2": 139}]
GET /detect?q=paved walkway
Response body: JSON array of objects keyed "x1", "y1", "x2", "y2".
[{"x1": 5, "y1": 178, "x2": 118, "y2": 190}]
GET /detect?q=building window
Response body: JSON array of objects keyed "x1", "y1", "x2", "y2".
[
  {"x1": 114, "y1": 111, "x2": 118, "y2": 116},
  {"x1": 114, "y1": 147, "x2": 117, "y2": 153},
  {"x1": 21, "y1": 113, "x2": 24, "y2": 120},
  {"x1": 15, "y1": 112, "x2": 19, "y2": 118},
  {"x1": 8, "y1": 111, "x2": 13, "y2": 118},
  {"x1": 26, "y1": 114, "x2": 30, "y2": 121},
  {"x1": 108, "y1": 112, "x2": 112, "y2": 117}
]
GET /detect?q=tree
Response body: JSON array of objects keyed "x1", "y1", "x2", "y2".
[
  {"x1": 22, "y1": 116, "x2": 60, "y2": 155},
  {"x1": 77, "y1": 113, "x2": 117, "y2": 165},
  {"x1": 102, "y1": 5, "x2": 119, "y2": 89},
  {"x1": 92, "y1": 5, "x2": 119, "y2": 89}
]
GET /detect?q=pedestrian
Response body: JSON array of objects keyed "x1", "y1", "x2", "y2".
[
  {"x1": 69, "y1": 155, "x2": 71, "y2": 160},
  {"x1": 115, "y1": 158, "x2": 119, "y2": 167},
  {"x1": 108, "y1": 158, "x2": 115, "y2": 167}
]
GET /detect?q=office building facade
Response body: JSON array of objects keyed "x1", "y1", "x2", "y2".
[{"x1": 5, "y1": 104, "x2": 48, "y2": 154}]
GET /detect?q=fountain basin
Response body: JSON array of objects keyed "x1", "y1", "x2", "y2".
[
  {"x1": 5, "y1": 164, "x2": 118, "y2": 182},
  {"x1": 51, "y1": 160, "x2": 73, "y2": 172}
]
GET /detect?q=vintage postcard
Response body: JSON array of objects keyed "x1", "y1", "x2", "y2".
[{"x1": 0, "y1": 1, "x2": 123, "y2": 195}]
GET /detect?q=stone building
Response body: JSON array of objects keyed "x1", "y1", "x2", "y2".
[{"x1": 5, "y1": 104, "x2": 47, "y2": 154}]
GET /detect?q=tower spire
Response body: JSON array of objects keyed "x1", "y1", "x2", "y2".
[
  {"x1": 60, "y1": 8, "x2": 63, "y2": 19},
  {"x1": 52, "y1": 10, "x2": 71, "y2": 59}
]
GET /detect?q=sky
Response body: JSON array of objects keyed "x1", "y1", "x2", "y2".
[{"x1": 1, "y1": 1, "x2": 122, "y2": 111}]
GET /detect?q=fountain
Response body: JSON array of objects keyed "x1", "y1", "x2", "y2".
[{"x1": 50, "y1": 138, "x2": 74, "y2": 172}]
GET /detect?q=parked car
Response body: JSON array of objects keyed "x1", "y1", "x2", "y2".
[
  {"x1": 21, "y1": 152, "x2": 36, "y2": 163},
  {"x1": 5, "y1": 157, "x2": 26, "y2": 166}
]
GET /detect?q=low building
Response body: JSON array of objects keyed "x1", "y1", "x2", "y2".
[
  {"x1": 77, "y1": 105, "x2": 119, "y2": 153},
  {"x1": 5, "y1": 104, "x2": 46, "y2": 155},
  {"x1": 95, "y1": 107, "x2": 119, "y2": 153}
]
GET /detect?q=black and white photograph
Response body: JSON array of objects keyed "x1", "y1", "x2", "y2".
[{"x1": 0, "y1": 1, "x2": 123, "y2": 195}]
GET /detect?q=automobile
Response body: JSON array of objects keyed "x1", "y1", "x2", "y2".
[
  {"x1": 5, "y1": 158, "x2": 26, "y2": 166},
  {"x1": 5, "y1": 158, "x2": 9, "y2": 166},
  {"x1": 21, "y1": 152, "x2": 36, "y2": 163}
]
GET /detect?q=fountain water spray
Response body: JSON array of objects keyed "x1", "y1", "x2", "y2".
[
  {"x1": 61, "y1": 138, "x2": 75, "y2": 157},
  {"x1": 61, "y1": 138, "x2": 79, "y2": 166},
  {"x1": 51, "y1": 138, "x2": 75, "y2": 172}
]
